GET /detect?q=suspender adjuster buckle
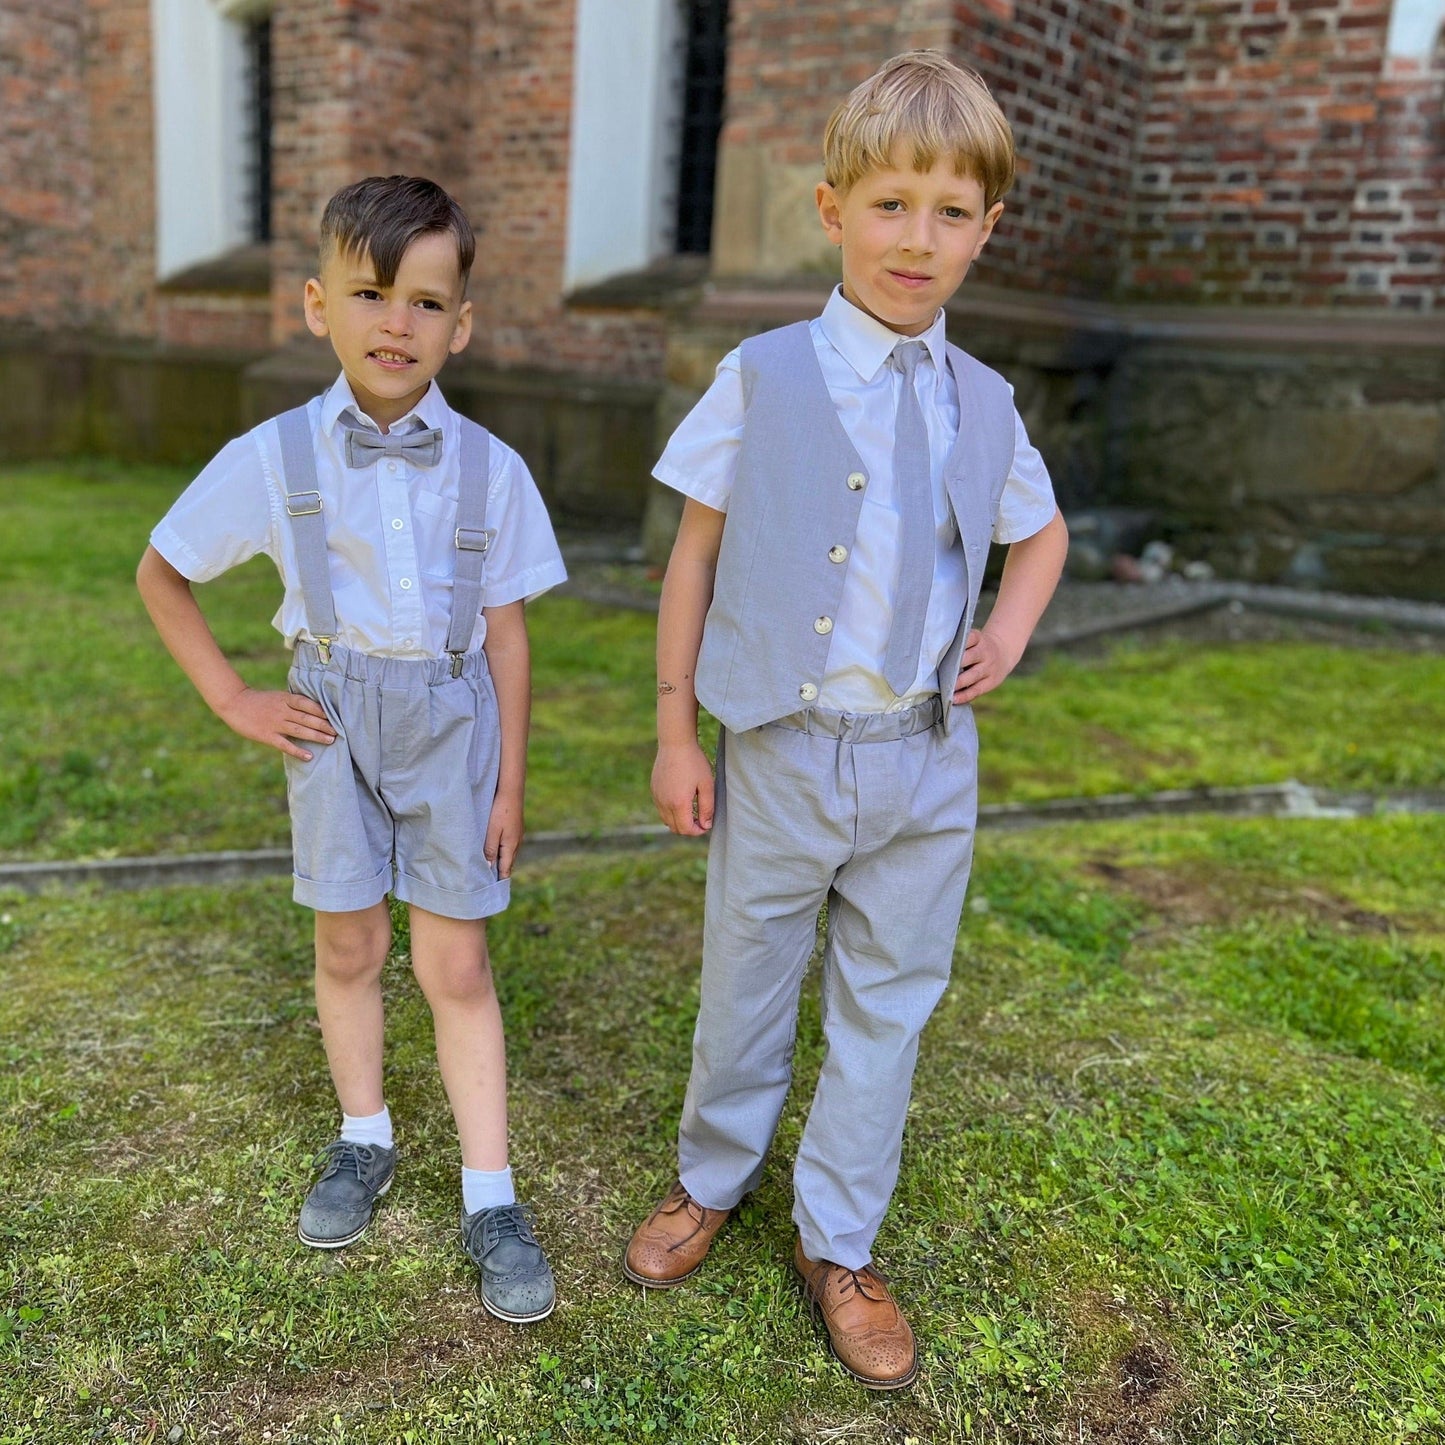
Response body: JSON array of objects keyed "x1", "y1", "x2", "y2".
[
  {"x1": 455, "y1": 526, "x2": 494, "y2": 553},
  {"x1": 315, "y1": 636, "x2": 332, "y2": 663},
  {"x1": 448, "y1": 651, "x2": 464, "y2": 678},
  {"x1": 286, "y1": 490, "x2": 323, "y2": 517}
]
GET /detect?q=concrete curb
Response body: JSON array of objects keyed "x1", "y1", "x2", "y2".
[
  {"x1": 556, "y1": 575, "x2": 1445, "y2": 642},
  {"x1": 997, "y1": 583, "x2": 1445, "y2": 650},
  {"x1": 3, "y1": 783, "x2": 1441, "y2": 897}
]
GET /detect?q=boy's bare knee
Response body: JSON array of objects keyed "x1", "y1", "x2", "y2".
[
  {"x1": 414, "y1": 947, "x2": 495, "y2": 1006},
  {"x1": 407, "y1": 908, "x2": 493, "y2": 1004},
  {"x1": 315, "y1": 906, "x2": 391, "y2": 986}
]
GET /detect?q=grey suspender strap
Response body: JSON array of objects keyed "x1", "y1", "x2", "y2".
[
  {"x1": 445, "y1": 417, "x2": 493, "y2": 675},
  {"x1": 274, "y1": 405, "x2": 492, "y2": 673},
  {"x1": 276, "y1": 404, "x2": 339, "y2": 660}
]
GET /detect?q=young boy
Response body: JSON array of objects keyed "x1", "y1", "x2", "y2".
[
  {"x1": 623, "y1": 53, "x2": 1068, "y2": 1386},
  {"x1": 137, "y1": 175, "x2": 566, "y2": 1323}
]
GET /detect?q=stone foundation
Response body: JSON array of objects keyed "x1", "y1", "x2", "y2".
[
  {"x1": 640, "y1": 282, "x2": 1445, "y2": 600},
  {"x1": 6, "y1": 289, "x2": 1443, "y2": 600},
  {"x1": 2, "y1": 335, "x2": 660, "y2": 526}
]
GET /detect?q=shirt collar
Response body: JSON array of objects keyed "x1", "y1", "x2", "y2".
[
  {"x1": 319, "y1": 374, "x2": 449, "y2": 437},
  {"x1": 818, "y1": 286, "x2": 949, "y2": 383}
]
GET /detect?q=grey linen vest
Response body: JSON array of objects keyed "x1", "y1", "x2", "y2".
[{"x1": 694, "y1": 320, "x2": 1016, "y2": 734}]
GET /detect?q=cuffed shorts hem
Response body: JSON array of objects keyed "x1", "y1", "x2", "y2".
[
  {"x1": 292, "y1": 863, "x2": 393, "y2": 915},
  {"x1": 394, "y1": 869, "x2": 511, "y2": 921}
]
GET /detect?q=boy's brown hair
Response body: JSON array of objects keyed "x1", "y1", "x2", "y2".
[
  {"x1": 823, "y1": 50, "x2": 1015, "y2": 209},
  {"x1": 318, "y1": 175, "x2": 476, "y2": 289}
]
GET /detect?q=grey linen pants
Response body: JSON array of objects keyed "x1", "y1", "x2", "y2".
[{"x1": 677, "y1": 701, "x2": 978, "y2": 1270}]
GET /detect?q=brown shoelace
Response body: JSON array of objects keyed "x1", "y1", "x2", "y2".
[
  {"x1": 655, "y1": 1184, "x2": 717, "y2": 1248},
  {"x1": 804, "y1": 1259, "x2": 893, "y2": 1307}
]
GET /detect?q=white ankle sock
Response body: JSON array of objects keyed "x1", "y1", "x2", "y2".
[
  {"x1": 340, "y1": 1105, "x2": 393, "y2": 1150},
  {"x1": 462, "y1": 1165, "x2": 515, "y2": 1214}
]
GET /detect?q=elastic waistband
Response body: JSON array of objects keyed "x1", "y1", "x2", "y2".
[
  {"x1": 290, "y1": 640, "x2": 489, "y2": 686},
  {"x1": 765, "y1": 694, "x2": 943, "y2": 742}
]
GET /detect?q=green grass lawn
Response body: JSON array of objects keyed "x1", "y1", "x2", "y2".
[
  {"x1": 3, "y1": 461, "x2": 1445, "y2": 1443},
  {"x1": 4, "y1": 821, "x2": 1443, "y2": 1443},
  {"x1": 2, "y1": 462, "x2": 1443, "y2": 862}
]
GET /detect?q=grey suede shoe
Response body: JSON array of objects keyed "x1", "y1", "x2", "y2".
[
  {"x1": 460, "y1": 1203, "x2": 556, "y2": 1323},
  {"x1": 297, "y1": 1140, "x2": 396, "y2": 1249}
]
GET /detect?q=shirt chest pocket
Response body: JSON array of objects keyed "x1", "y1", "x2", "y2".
[{"x1": 410, "y1": 490, "x2": 461, "y2": 580}]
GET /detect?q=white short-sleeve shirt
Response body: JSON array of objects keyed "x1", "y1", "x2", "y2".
[
  {"x1": 654, "y1": 288, "x2": 1058, "y2": 712},
  {"x1": 151, "y1": 375, "x2": 568, "y2": 658}
]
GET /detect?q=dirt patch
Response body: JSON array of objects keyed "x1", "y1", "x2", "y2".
[
  {"x1": 1063, "y1": 1293, "x2": 1191, "y2": 1444},
  {"x1": 1072, "y1": 1339, "x2": 1189, "y2": 1445},
  {"x1": 1084, "y1": 861, "x2": 1239, "y2": 929},
  {"x1": 1257, "y1": 884, "x2": 1396, "y2": 933},
  {"x1": 1079, "y1": 727, "x2": 1196, "y2": 772},
  {"x1": 193, "y1": 1296, "x2": 514, "y2": 1441},
  {"x1": 1086, "y1": 860, "x2": 1403, "y2": 937}
]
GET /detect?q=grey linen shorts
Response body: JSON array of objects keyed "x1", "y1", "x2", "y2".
[{"x1": 283, "y1": 641, "x2": 508, "y2": 920}]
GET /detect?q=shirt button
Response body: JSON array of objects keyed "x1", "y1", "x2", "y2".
[
  {"x1": 798, "y1": 682, "x2": 819, "y2": 702},
  {"x1": 387, "y1": 461, "x2": 397, "y2": 473},
  {"x1": 846, "y1": 471, "x2": 866, "y2": 491},
  {"x1": 828, "y1": 544, "x2": 848, "y2": 564},
  {"x1": 391, "y1": 518, "x2": 404, "y2": 530},
  {"x1": 403, "y1": 638, "x2": 415, "y2": 648},
  {"x1": 813, "y1": 616, "x2": 833, "y2": 635},
  {"x1": 399, "y1": 578, "x2": 412, "y2": 590}
]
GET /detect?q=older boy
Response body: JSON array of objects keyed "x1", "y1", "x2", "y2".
[
  {"x1": 137, "y1": 176, "x2": 565, "y2": 1323},
  {"x1": 623, "y1": 53, "x2": 1068, "y2": 1386}
]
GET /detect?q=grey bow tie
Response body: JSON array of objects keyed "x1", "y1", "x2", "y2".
[{"x1": 344, "y1": 425, "x2": 443, "y2": 468}]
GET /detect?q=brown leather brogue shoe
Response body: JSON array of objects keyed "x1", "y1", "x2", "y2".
[
  {"x1": 793, "y1": 1236, "x2": 918, "y2": 1390},
  {"x1": 622, "y1": 1181, "x2": 731, "y2": 1287}
]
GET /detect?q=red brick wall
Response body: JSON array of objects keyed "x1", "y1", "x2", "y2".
[
  {"x1": 950, "y1": 0, "x2": 1152, "y2": 297},
  {"x1": 85, "y1": 0, "x2": 156, "y2": 336},
  {"x1": 270, "y1": 0, "x2": 476, "y2": 344},
  {"x1": 723, "y1": 1, "x2": 953, "y2": 167},
  {"x1": 6, "y1": 0, "x2": 1441, "y2": 356},
  {"x1": 718, "y1": 0, "x2": 1444, "y2": 311},
  {"x1": 264, "y1": 0, "x2": 663, "y2": 377},
  {"x1": 462, "y1": 0, "x2": 665, "y2": 378},
  {"x1": 1126, "y1": 0, "x2": 1445, "y2": 309},
  {"x1": 1, "y1": 0, "x2": 155, "y2": 339},
  {"x1": 0, "y1": 2, "x2": 93, "y2": 331}
]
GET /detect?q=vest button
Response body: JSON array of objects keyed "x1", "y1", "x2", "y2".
[
  {"x1": 798, "y1": 682, "x2": 819, "y2": 702},
  {"x1": 846, "y1": 471, "x2": 866, "y2": 491},
  {"x1": 813, "y1": 616, "x2": 833, "y2": 635},
  {"x1": 827, "y1": 544, "x2": 848, "y2": 563}
]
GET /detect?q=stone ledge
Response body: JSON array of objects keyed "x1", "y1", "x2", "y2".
[
  {"x1": 155, "y1": 244, "x2": 272, "y2": 297},
  {"x1": 692, "y1": 279, "x2": 1445, "y2": 353},
  {"x1": 5, "y1": 785, "x2": 1443, "y2": 897}
]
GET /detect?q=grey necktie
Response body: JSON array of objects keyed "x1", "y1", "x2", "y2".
[
  {"x1": 881, "y1": 342, "x2": 933, "y2": 696},
  {"x1": 344, "y1": 424, "x2": 443, "y2": 469}
]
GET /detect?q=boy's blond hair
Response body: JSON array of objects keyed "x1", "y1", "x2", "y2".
[{"x1": 823, "y1": 50, "x2": 1015, "y2": 209}]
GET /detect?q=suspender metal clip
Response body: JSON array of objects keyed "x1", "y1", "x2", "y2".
[
  {"x1": 286, "y1": 491, "x2": 323, "y2": 517},
  {"x1": 315, "y1": 637, "x2": 332, "y2": 663},
  {"x1": 448, "y1": 651, "x2": 464, "y2": 678}
]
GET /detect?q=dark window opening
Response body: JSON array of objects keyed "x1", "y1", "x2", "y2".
[
  {"x1": 674, "y1": 0, "x2": 728, "y2": 254},
  {"x1": 245, "y1": 18, "x2": 273, "y2": 243}
]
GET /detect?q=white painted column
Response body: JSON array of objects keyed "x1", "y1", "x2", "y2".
[
  {"x1": 564, "y1": 0, "x2": 686, "y2": 289},
  {"x1": 150, "y1": 0, "x2": 255, "y2": 277},
  {"x1": 1387, "y1": 0, "x2": 1445, "y2": 58}
]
